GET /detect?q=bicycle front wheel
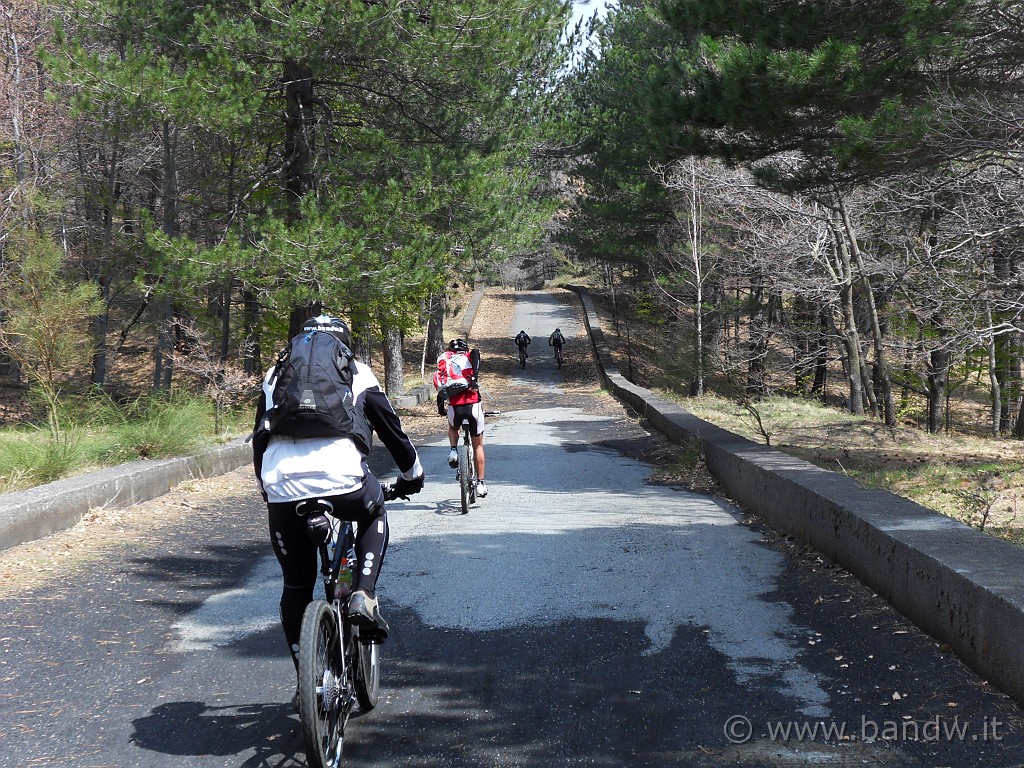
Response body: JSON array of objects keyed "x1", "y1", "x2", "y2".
[
  {"x1": 353, "y1": 631, "x2": 380, "y2": 711},
  {"x1": 298, "y1": 600, "x2": 346, "y2": 768},
  {"x1": 458, "y1": 440, "x2": 472, "y2": 514}
]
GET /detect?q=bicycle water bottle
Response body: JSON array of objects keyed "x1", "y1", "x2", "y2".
[{"x1": 338, "y1": 538, "x2": 355, "y2": 589}]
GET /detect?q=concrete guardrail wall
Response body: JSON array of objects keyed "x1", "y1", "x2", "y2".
[
  {"x1": 572, "y1": 284, "x2": 1024, "y2": 707},
  {"x1": 0, "y1": 439, "x2": 252, "y2": 553}
]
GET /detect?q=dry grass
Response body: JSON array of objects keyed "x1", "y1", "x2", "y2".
[{"x1": 586, "y1": 291, "x2": 1024, "y2": 546}]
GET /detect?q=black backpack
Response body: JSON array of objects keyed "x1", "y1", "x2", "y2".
[{"x1": 266, "y1": 330, "x2": 373, "y2": 452}]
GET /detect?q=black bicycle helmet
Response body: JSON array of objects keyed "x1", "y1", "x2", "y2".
[
  {"x1": 448, "y1": 338, "x2": 469, "y2": 352},
  {"x1": 303, "y1": 314, "x2": 352, "y2": 348}
]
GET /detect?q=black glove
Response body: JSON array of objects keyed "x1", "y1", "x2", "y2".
[
  {"x1": 436, "y1": 390, "x2": 447, "y2": 416},
  {"x1": 393, "y1": 474, "x2": 424, "y2": 500}
]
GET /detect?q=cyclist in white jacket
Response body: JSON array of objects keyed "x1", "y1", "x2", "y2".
[{"x1": 252, "y1": 315, "x2": 423, "y2": 678}]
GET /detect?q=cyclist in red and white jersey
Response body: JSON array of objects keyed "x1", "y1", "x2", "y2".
[{"x1": 434, "y1": 338, "x2": 487, "y2": 497}]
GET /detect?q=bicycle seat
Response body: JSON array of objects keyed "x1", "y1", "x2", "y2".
[{"x1": 295, "y1": 498, "x2": 334, "y2": 517}]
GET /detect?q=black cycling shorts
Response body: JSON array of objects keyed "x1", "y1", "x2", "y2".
[{"x1": 447, "y1": 401, "x2": 485, "y2": 437}]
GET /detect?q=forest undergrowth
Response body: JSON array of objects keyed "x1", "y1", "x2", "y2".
[{"x1": 587, "y1": 291, "x2": 1024, "y2": 549}]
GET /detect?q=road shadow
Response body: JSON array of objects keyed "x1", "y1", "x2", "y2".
[
  {"x1": 127, "y1": 613, "x2": 767, "y2": 767},
  {"x1": 130, "y1": 700, "x2": 306, "y2": 767}
]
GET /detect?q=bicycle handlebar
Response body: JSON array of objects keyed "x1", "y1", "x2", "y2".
[{"x1": 382, "y1": 480, "x2": 424, "y2": 502}]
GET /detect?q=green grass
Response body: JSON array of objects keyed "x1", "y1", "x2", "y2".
[{"x1": 0, "y1": 393, "x2": 249, "y2": 495}]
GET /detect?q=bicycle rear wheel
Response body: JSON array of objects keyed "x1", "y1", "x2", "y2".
[
  {"x1": 353, "y1": 631, "x2": 380, "y2": 711},
  {"x1": 298, "y1": 600, "x2": 346, "y2": 768},
  {"x1": 467, "y1": 439, "x2": 478, "y2": 504},
  {"x1": 458, "y1": 439, "x2": 472, "y2": 514},
  {"x1": 464, "y1": 428, "x2": 478, "y2": 506}
]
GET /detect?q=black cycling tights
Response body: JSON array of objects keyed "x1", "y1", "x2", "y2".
[{"x1": 267, "y1": 476, "x2": 388, "y2": 669}]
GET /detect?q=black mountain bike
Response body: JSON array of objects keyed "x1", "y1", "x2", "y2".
[
  {"x1": 455, "y1": 416, "x2": 476, "y2": 514},
  {"x1": 295, "y1": 488, "x2": 397, "y2": 768},
  {"x1": 517, "y1": 344, "x2": 528, "y2": 368},
  {"x1": 553, "y1": 343, "x2": 563, "y2": 368}
]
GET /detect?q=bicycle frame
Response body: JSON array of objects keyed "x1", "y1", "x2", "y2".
[
  {"x1": 457, "y1": 418, "x2": 477, "y2": 513},
  {"x1": 296, "y1": 495, "x2": 387, "y2": 768}
]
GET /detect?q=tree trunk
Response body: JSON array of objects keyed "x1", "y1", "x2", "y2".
[
  {"x1": 281, "y1": 59, "x2": 317, "y2": 345},
  {"x1": 992, "y1": 248, "x2": 1013, "y2": 431},
  {"x1": 687, "y1": 157, "x2": 706, "y2": 397},
  {"x1": 984, "y1": 300, "x2": 1001, "y2": 436},
  {"x1": 288, "y1": 304, "x2": 321, "y2": 340},
  {"x1": 812, "y1": 305, "x2": 829, "y2": 399},
  {"x1": 242, "y1": 290, "x2": 262, "y2": 373},
  {"x1": 1013, "y1": 387, "x2": 1024, "y2": 440},
  {"x1": 793, "y1": 296, "x2": 818, "y2": 396},
  {"x1": 606, "y1": 263, "x2": 619, "y2": 335},
  {"x1": 426, "y1": 293, "x2": 447, "y2": 366},
  {"x1": 703, "y1": 279, "x2": 724, "y2": 370},
  {"x1": 283, "y1": 59, "x2": 314, "y2": 211},
  {"x1": 88, "y1": 121, "x2": 122, "y2": 390},
  {"x1": 839, "y1": 198, "x2": 895, "y2": 426},
  {"x1": 1006, "y1": 334, "x2": 1022, "y2": 433},
  {"x1": 993, "y1": 330, "x2": 1019, "y2": 432},
  {"x1": 746, "y1": 281, "x2": 769, "y2": 399},
  {"x1": 353, "y1": 330, "x2": 373, "y2": 366},
  {"x1": 154, "y1": 121, "x2": 178, "y2": 393},
  {"x1": 691, "y1": 277, "x2": 705, "y2": 396},
  {"x1": 926, "y1": 346, "x2": 950, "y2": 434},
  {"x1": 90, "y1": 275, "x2": 111, "y2": 387},
  {"x1": 831, "y1": 233, "x2": 865, "y2": 415},
  {"x1": 8, "y1": 19, "x2": 26, "y2": 188},
  {"x1": 423, "y1": 293, "x2": 446, "y2": 384},
  {"x1": 219, "y1": 277, "x2": 231, "y2": 363},
  {"x1": 381, "y1": 322, "x2": 404, "y2": 395}
]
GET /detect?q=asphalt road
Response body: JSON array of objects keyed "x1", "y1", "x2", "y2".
[{"x1": 2, "y1": 293, "x2": 1024, "y2": 767}]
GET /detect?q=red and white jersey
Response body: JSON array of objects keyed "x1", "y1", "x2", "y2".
[{"x1": 434, "y1": 350, "x2": 480, "y2": 406}]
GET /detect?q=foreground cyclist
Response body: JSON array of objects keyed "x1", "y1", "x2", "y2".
[
  {"x1": 434, "y1": 338, "x2": 488, "y2": 498},
  {"x1": 252, "y1": 315, "x2": 424, "y2": 701}
]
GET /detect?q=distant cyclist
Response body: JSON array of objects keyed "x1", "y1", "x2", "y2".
[
  {"x1": 434, "y1": 338, "x2": 487, "y2": 498},
  {"x1": 549, "y1": 328, "x2": 565, "y2": 366},
  {"x1": 515, "y1": 330, "x2": 531, "y2": 367}
]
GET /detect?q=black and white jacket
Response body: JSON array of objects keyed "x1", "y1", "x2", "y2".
[{"x1": 253, "y1": 359, "x2": 422, "y2": 503}]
